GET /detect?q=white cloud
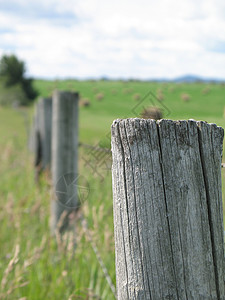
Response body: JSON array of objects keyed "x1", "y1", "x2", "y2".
[{"x1": 0, "y1": 0, "x2": 225, "y2": 78}]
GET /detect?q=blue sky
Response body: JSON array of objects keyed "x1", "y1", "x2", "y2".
[{"x1": 0, "y1": 0, "x2": 225, "y2": 79}]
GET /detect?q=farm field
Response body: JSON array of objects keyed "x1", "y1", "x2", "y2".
[
  {"x1": 0, "y1": 79, "x2": 225, "y2": 299},
  {"x1": 34, "y1": 80, "x2": 225, "y2": 144}
]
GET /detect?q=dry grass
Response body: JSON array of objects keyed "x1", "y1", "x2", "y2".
[{"x1": 1, "y1": 244, "x2": 20, "y2": 292}]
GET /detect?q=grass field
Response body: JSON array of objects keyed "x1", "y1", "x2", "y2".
[{"x1": 0, "y1": 79, "x2": 225, "y2": 299}]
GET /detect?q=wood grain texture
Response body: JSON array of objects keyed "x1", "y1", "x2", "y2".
[
  {"x1": 111, "y1": 118, "x2": 225, "y2": 300},
  {"x1": 51, "y1": 91, "x2": 79, "y2": 233}
]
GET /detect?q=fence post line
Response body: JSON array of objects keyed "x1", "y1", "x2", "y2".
[
  {"x1": 111, "y1": 118, "x2": 225, "y2": 300},
  {"x1": 51, "y1": 90, "x2": 79, "y2": 234}
]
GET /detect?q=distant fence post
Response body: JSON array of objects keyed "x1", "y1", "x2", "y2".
[
  {"x1": 111, "y1": 118, "x2": 225, "y2": 300},
  {"x1": 35, "y1": 97, "x2": 52, "y2": 168},
  {"x1": 51, "y1": 90, "x2": 79, "y2": 234},
  {"x1": 30, "y1": 97, "x2": 52, "y2": 179}
]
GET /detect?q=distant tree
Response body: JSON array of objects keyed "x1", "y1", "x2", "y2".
[
  {"x1": 0, "y1": 54, "x2": 38, "y2": 105},
  {"x1": 0, "y1": 54, "x2": 25, "y2": 86}
]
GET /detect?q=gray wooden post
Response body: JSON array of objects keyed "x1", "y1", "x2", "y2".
[
  {"x1": 29, "y1": 98, "x2": 52, "y2": 169},
  {"x1": 51, "y1": 90, "x2": 79, "y2": 234},
  {"x1": 111, "y1": 118, "x2": 225, "y2": 300},
  {"x1": 29, "y1": 97, "x2": 52, "y2": 180},
  {"x1": 35, "y1": 97, "x2": 52, "y2": 169}
]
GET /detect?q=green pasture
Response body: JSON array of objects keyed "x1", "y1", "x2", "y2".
[
  {"x1": 33, "y1": 79, "x2": 225, "y2": 145},
  {"x1": 0, "y1": 79, "x2": 225, "y2": 299}
]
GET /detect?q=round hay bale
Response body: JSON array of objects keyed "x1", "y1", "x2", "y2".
[
  {"x1": 80, "y1": 98, "x2": 90, "y2": 107},
  {"x1": 181, "y1": 93, "x2": 191, "y2": 102},
  {"x1": 111, "y1": 89, "x2": 117, "y2": 95},
  {"x1": 140, "y1": 106, "x2": 163, "y2": 120},
  {"x1": 95, "y1": 92, "x2": 104, "y2": 101},
  {"x1": 168, "y1": 86, "x2": 175, "y2": 93},
  {"x1": 157, "y1": 93, "x2": 164, "y2": 101},
  {"x1": 157, "y1": 88, "x2": 163, "y2": 94},
  {"x1": 123, "y1": 88, "x2": 133, "y2": 94},
  {"x1": 202, "y1": 87, "x2": 211, "y2": 95},
  {"x1": 133, "y1": 93, "x2": 141, "y2": 101}
]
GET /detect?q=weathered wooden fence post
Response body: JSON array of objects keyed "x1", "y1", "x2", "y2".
[
  {"x1": 111, "y1": 118, "x2": 225, "y2": 300},
  {"x1": 34, "y1": 97, "x2": 52, "y2": 169},
  {"x1": 51, "y1": 90, "x2": 79, "y2": 234},
  {"x1": 29, "y1": 97, "x2": 52, "y2": 180}
]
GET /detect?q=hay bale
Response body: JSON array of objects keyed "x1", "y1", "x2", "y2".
[
  {"x1": 123, "y1": 88, "x2": 133, "y2": 94},
  {"x1": 168, "y1": 86, "x2": 175, "y2": 93},
  {"x1": 140, "y1": 106, "x2": 163, "y2": 120},
  {"x1": 181, "y1": 93, "x2": 191, "y2": 102},
  {"x1": 80, "y1": 98, "x2": 90, "y2": 107},
  {"x1": 155, "y1": 88, "x2": 165, "y2": 101},
  {"x1": 133, "y1": 93, "x2": 141, "y2": 101},
  {"x1": 95, "y1": 92, "x2": 104, "y2": 101},
  {"x1": 157, "y1": 88, "x2": 163, "y2": 94},
  {"x1": 111, "y1": 89, "x2": 117, "y2": 95},
  {"x1": 157, "y1": 93, "x2": 164, "y2": 101},
  {"x1": 202, "y1": 87, "x2": 211, "y2": 95}
]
